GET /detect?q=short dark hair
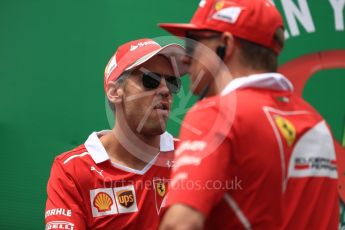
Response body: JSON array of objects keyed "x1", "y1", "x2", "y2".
[{"x1": 235, "y1": 28, "x2": 285, "y2": 72}]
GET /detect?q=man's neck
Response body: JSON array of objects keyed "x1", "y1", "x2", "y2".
[
  {"x1": 100, "y1": 127, "x2": 160, "y2": 171},
  {"x1": 208, "y1": 64, "x2": 266, "y2": 96}
]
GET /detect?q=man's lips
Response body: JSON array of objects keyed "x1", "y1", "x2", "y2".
[
  {"x1": 153, "y1": 103, "x2": 168, "y2": 110},
  {"x1": 153, "y1": 101, "x2": 170, "y2": 115}
]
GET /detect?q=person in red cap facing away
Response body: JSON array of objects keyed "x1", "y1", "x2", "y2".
[
  {"x1": 159, "y1": 0, "x2": 338, "y2": 229},
  {"x1": 45, "y1": 38, "x2": 187, "y2": 229}
]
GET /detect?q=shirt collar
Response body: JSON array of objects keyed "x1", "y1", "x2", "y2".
[
  {"x1": 221, "y1": 73, "x2": 293, "y2": 96},
  {"x1": 84, "y1": 130, "x2": 174, "y2": 164}
]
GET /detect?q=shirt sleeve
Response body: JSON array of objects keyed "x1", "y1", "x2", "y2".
[
  {"x1": 167, "y1": 99, "x2": 234, "y2": 218},
  {"x1": 45, "y1": 159, "x2": 86, "y2": 229}
]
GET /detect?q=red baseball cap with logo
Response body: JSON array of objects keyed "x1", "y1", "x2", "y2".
[
  {"x1": 104, "y1": 38, "x2": 187, "y2": 91},
  {"x1": 159, "y1": 0, "x2": 284, "y2": 54}
]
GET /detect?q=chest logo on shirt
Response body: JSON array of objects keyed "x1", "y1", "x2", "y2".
[
  {"x1": 90, "y1": 186, "x2": 138, "y2": 217},
  {"x1": 116, "y1": 190, "x2": 134, "y2": 208},
  {"x1": 156, "y1": 181, "x2": 166, "y2": 197},
  {"x1": 274, "y1": 115, "x2": 296, "y2": 147},
  {"x1": 114, "y1": 185, "x2": 139, "y2": 214},
  {"x1": 90, "y1": 188, "x2": 118, "y2": 217},
  {"x1": 153, "y1": 179, "x2": 169, "y2": 214},
  {"x1": 93, "y1": 192, "x2": 113, "y2": 212}
]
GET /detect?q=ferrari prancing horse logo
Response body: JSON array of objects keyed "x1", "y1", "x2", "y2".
[
  {"x1": 274, "y1": 115, "x2": 296, "y2": 147},
  {"x1": 156, "y1": 181, "x2": 166, "y2": 197},
  {"x1": 153, "y1": 179, "x2": 168, "y2": 214}
]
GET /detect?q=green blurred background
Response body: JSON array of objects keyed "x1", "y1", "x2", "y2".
[{"x1": 0, "y1": 0, "x2": 344, "y2": 229}]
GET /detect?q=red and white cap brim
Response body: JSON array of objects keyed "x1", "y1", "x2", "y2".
[
  {"x1": 159, "y1": 23, "x2": 206, "y2": 37},
  {"x1": 125, "y1": 43, "x2": 188, "y2": 77}
]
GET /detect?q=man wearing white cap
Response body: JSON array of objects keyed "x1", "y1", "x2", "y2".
[
  {"x1": 45, "y1": 38, "x2": 186, "y2": 229},
  {"x1": 159, "y1": 0, "x2": 338, "y2": 229}
]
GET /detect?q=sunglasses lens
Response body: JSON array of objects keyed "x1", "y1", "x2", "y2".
[
  {"x1": 185, "y1": 38, "x2": 195, "y2": 56},
  {"x1": 142, "y1": 73, "x2": 181, "y2": 94},
  {"x1": 166, "y1": 77, "x2": 181, "y2": 94},
  {"x1": 142, "y1": 73, "x2": 160, "y2": 89}
]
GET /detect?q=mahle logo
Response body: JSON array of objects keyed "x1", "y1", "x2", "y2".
[{"x1": 116, "y1": 190, "x2": 135, "y2": 208}]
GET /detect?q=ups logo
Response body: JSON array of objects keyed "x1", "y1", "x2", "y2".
[{"x1": 116, "y1": 190, "x2": 134, "y2": 208}]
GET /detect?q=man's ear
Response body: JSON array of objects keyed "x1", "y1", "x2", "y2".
[
  {"x1": 221, "y1": 32, "x2": 235, "y2": 61},
  {"x1": 106, "y1": 81, "x2": 124, "y2": 105}
]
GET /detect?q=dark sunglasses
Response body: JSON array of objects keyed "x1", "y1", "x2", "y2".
[
  {"x1": 185, "y1": 32, "x2": 221, "y2": 56},
  {"x1": 141, "y1": 72, "x2": 181, "y2": 94}
]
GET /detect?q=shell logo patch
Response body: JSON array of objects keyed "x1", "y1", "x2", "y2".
[
  {"x1": 93, "y1": 192, "x2": 113, "y2": 212},
  {"x1": 274, "y1": 115, "x2": 296, "y2": 147},
  {"x1": 90, "y1": 188, "x2": 117, "y2": 217}
]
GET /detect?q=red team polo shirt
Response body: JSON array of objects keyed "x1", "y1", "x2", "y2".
[
  {"x1": 45, "y1": 131, "x2": 175, "y2": 230},
  {"x1": 167, "y1": 73, "x2": 338, "y2": 229}
]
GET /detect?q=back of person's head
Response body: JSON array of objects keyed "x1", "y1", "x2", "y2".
[
  {"x1": 236, "y1": 28, "x2": 285, "y2": 72},
  {"x1": 160, "y1": 0, "x2": 285, "y2": 72}
]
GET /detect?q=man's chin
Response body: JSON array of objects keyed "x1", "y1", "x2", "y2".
[
  {"x1": 136, "y1": 123, "x2": 167, "y2": 137},
  {"x1": 149, "y1": 126, "x2": 166, "y2": 136}
]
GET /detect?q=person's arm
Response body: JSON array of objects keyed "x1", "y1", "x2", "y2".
[
  {"x1": 160, "y1": 204, "x2": 204, "y2": 230},
  {"x1": 45, "y1": 159, "x2": 86, "y2": 229},
  {"x1": 160, "y1": 99, "x2": 233, "y2": 229}
]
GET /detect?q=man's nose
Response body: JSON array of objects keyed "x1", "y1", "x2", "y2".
[{"x1": 157, "y1": 77, "x2": 170, "y2": 98}]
